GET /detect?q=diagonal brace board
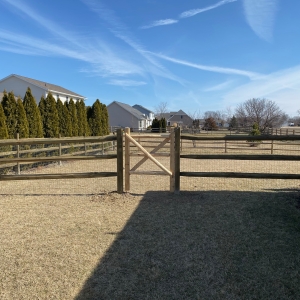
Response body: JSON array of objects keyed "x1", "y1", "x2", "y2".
[
  {"x1": 125, "y1": 133, "x2": 172, "y2": 176},
  {"x1": 131, "y1": 136, "x2": 170, "y2": 171}
]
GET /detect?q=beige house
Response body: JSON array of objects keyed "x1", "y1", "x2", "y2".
[
  {"x1": 0, "y1": 74, "x2": 85, "y2": 103},
  {"x1": 159, "y1": 110, "x2": 193, "y2": 128}
]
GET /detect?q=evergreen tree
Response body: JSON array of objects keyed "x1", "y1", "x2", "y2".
[
  {"x1": 89, "y1": 99, "x2": 103, "y2": 136},
  {"x1": 0, "y1": 103, "x2": 8, "y2": 140},
  {"x1": 23, "y1": 87, "x2": 43, "y2": 138},
  {"x1": 160, "y1": 117, "x2": 166, "y2": 132},
  {"x1": 76, "y1": 99, "x2": 90, "y2": 136},
  {"x1": 15, "y1": 97, "x2": 29, "y2": 138},
  {"x1": 67, "y1": 99, "x2": 78, "y2": 136},
  {"x1": 38, "y1": 96, "x2": 47, "y2": 137},
  {"x1": 101, "y1": 103, "x2": 109, "y2": 135},
  {"x1": 1, "y1": 91, "x2": 17, "y2": 138},
  {"x1": 57, "y1": 98, "x2": 72, "y2": 137},
  {"x1": 43, "y1": 92, "x2": 59, "y2": 138},
  {"x1": 229, "y1": 115, "x2": 238, "y2": 129},
  {"x1": 151, "y1": 117, "x2": 160, "y2": 132}
]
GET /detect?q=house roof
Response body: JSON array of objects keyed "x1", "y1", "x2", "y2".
[
  {"x1": 132, "y1": 104, "x2": 154, "y2": 114},
  {"x1": 108, "y1": 101, "x2": 146, "y2": 120},
  {"x1": 0, "y1": 74, "x2": 85, "y2": 99}
]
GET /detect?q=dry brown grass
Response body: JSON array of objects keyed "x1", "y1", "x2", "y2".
[{"x1": 1, "y1": 138, "x2": 300, "y2": 299}]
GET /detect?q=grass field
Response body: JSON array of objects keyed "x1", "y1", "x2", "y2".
[{"x1": 1, "y1": 138, "x2": 300, "y2": 299}]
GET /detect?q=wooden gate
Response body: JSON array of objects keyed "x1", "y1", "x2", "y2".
[{"x1": 124, "y1": 127, "x2": 180, "y2": 193}]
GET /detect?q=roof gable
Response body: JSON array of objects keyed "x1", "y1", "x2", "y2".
[
  {"x1": 108, "y1": 101, "x2": 146, "y2": 120},
  {"x1": 1, "y1": 74, "x2": 85, "y2": 99}
]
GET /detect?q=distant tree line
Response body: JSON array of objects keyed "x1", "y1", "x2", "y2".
[
  {"x1": 0, "y1": 87, "x2": 109, "y2": 140},
  {"x1": 191, "y1": 98, "x2": 289, "y2": 133}
]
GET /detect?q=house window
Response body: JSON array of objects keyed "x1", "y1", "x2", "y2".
[
  {"x1": 66, "y1": 96, "x2": 68, "y2": 101},
  {"x1": 181, "y1": 115, "x2": 183, "y2": 119},
  {"x1": 167, "y1": 121, "x2": 170, "y2": 126},
  {"x1": 57, "y1": 94, "x2": 59, "y2": 100}
]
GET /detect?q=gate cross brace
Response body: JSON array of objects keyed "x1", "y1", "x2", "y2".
[
  {"x1": 131, "y1": 137, "x2": 170, "y2": 171},
  {"x1": 125, "y1": 133, "x2": 172, "y2": 176}
]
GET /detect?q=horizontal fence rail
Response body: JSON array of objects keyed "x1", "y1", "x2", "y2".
[
  {"x1": 0, "y1": 130, "x2": 123, "y2": 193},
  {"x1": 180, "y1": 133, "x2": 300, "y2": 182}
]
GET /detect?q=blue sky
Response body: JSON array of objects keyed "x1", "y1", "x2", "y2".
[{"x1": 0, "y1": 0, "x2": 299, "y2": 116}]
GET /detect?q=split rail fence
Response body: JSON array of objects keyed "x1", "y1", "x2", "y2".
[
  {"x1": 1, "y1": 127, "x2": 300, "y2": 194},
  {"x1": 0, "y1": 129, "x2": 123, "y2": 193}
]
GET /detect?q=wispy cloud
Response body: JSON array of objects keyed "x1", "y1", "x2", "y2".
[
  {"x1": 223, "y1": 65, "x2": 300, "y2": 115},
  {"x1": 180, "y1": 0, "x2": 237, "y2": 18},
  {"x1": 81, "y1": 0, "x2": 185, "y2": 85},
  {"x1": 243, "y1": 0, "x2": 279, "y2": 42},
  {"x1": 147, "y1": 52, "x2": 262, "y2": 79},
  {"x1": 0, "y1": 0, "x2": 148, "y2": 78},
  {"x1": 108, "y1": 79, "x2": 147, "y2": 87},
  {"x1": 204, "y1": 80, "x2": 235, "y2": 92},
  {"x1": 140, "y1": 19, "x2": 178, "y2": 29},
  {"x1": 141, "y1": 0, "x2": 237, "y2": 29}
]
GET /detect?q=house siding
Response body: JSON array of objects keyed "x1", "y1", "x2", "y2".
[
  {"x1": 0, "y1": 76, "x2": 46, "y2": 102},
  {"x1": 107, "y1": 102, "x2": 140, "y2": 129}
]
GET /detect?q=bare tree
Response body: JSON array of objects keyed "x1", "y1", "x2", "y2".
[
  {"x1": 188, "y1": 109, "x2": 202, "y2": 128},
  {"x1": 154, "y1": 102, "x2": 168, "y2": 118},
  {"x1": 235, "y1": 98, "x2": 288, "y2": 132},
  {"x1": 203, "y1": 110, "x2": 226, "y2": 127}
]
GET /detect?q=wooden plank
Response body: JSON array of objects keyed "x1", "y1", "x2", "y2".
[
  {"x1": 116, "y1": 129, "x2": 123, "y2": 193},
  {"x1": 0, "y1": 172, "x2": 117, "y2": 181},
  {"x1": 131, "y1": 137, "x2": 170, "y2": 171},
  {"x1": 180, "y1": 134, "x2": 300, "y2": 141},
  {"x1": 170, "y1": 128, "x2": 175, "y2": 192},
  {"x1": 0, "y1": 155, "x2": 117, "y2": 164},
  {"x1": 180, "y1": 154, "x2": 300, "y2": 161},
  {"x1": 0, "y1": 135, "x2": 117, "y2": 146},
  {"x1": 125, "y1": 128, "x2": 130, "y2": 191},
  {"x1": 180, "y1": 172, "x2": 300, "y2": 179},
  {"x1": 125, "y1": 133, "x2": 172, "y2": 176},
  {"x1": 174, "y1": 128, "x2": 180, "y2": 193},
  {"x1": 130, "y1": 170, "x2": 168, "y2": 176}
]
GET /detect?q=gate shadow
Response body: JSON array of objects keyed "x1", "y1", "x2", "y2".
[{"x1": 75, "y1": 189, "x2": 300, "y2": 299}]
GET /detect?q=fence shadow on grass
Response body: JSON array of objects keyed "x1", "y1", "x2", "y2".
[{"x1": 75, "y1": 190, "x2": 300, "y2": 300}]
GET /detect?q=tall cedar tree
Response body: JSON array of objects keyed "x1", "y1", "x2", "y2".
[
  {"x1": 1, "y1": 91, "x2": 17, "y2": 138},
  {"x1": 89, "y1": 99, "x2": 103, "y2": 136},
  {"x1": 76, "y1": 99, "x2": 89, "y2": 136},
  {"x1": 86, "y1": 106, "x2": 93, "y2": 135},
  {"x1": 57, "y1": 98, "x2": 72, "y2": 137},
  {"x1": 23, "y1": 87, "x2": 43, "y2": 138},
  {"x1": 38, "y1": 96, "x2": 47, "y2": 137},
  {"x1": 16, "y1": 97, "x2": 29, "y2": 138},
  {"x1": 43, "y1": 92, "x2": 59, "y2": 138},
  {"x1": 101, "y1": 103, "x2": 109, "y2": 135},
  {"x1": 0, "y1": 103, "x2": 8, "y2": 139},
  {"x1": 67, "y1": 99, "x2": 78, "y2": 136}
]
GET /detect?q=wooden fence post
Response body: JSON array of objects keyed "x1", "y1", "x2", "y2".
[
  {"x1": 170, "y1": 127, "x2": 180, "y2": 193},
  {"x1": 174, "y1": 127, "x2": 180, "y2": 193},
  {"x1": 125, "y1": 127, "x2": 130, "y2": 191},
  {"x1": 117, "y1": 129, "x2": 123, "y2": 193},
  {"x1": 271, "y1": 140, "x2": 274, "y2": 154},
  {"x1": 84, "y1": 133, "x2": 87, "y2": 155},
  {"x1": 59, "y1": 134, "x2": 62, "y2": 166},
  {"x1": 16, "y1": 133, "x2": 20, "y2": 175}
]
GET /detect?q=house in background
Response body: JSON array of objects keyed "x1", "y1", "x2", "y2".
[
  {"x1": 132, "y1": 104, "x2": 155, "y2": 128},
  {"x1": 0, "y1": 74, "x2": 85, "y2": 103},
  {"x1": 158, "y1": 110, "x2": 193, "y2": 128},
  {"x1": 107, "y1": 101, "x2": 150, "y2": 130}
]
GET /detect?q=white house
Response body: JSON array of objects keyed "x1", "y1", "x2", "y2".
[
  {"x1": 132, "y1": 104, "x2": 155, "y2": 128},
  {"x1": 107, "y1": 101, "x2": 150, "y2": 130},
  {"x1": 0, "y1": 74, "x2": 85, "y2": 103}
]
